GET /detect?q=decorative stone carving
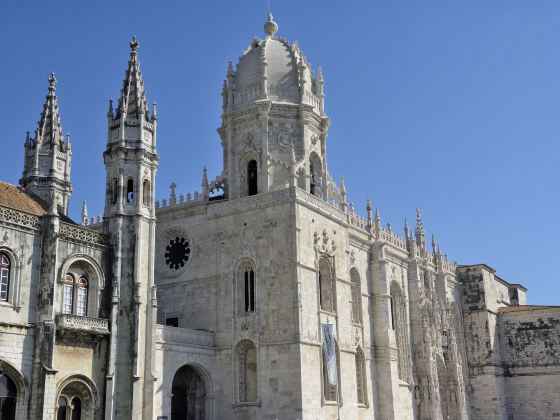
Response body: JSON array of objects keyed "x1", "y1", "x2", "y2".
[{"x1": 314, "y1": 229, "x2": 336, "y2": 257}]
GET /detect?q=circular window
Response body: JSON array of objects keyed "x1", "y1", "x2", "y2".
[
  {"x1": 158, "y1": 228, "x2": 192, "y2": 278},
  {"x1": 165, "y1": 237, "x2": 190, "y2": 270}
]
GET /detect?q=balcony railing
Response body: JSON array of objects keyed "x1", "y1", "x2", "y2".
[{"x1": 56, "y1": 314, "x2": 110, "y2": 336}]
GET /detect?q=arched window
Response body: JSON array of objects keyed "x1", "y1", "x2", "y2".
[
  {"x1": 247, "y1": 160, "x2": 257, "y2": 196},
  {"x1": 0, "y1": 373, "x2": 17, "y2": 420},
  {"x1": 390, "y1": 282, "x2": 411, "y2": 382},
  {"x1": 322, "y1": 341, "x2": 340, "y2": 402},
  {"x1": 309, "y1": 153, "x2": 322, "y2": 197},
  {"x1": 126, "y1": 179, "x2": 134, "y2": 204},
  {"x1": 237, "y1": 261, "x2": 256, "y2": 314},
  {"x1": 142, "y1": 179, "x2": 150, "y2": 207},
  {"x1": 111, "y1": 178, "x2": 118, "y2": 205},
  {"x1": 63, "y1": 273, "x2": 89, "y2": 317},
  {"x1": 318, "y1": 258, "x2": 334, "y2": 313},
  {"x1": 76, "y1": 278, "x2": 88, "y2": 317},
  {"x1": 57, "y1": 396, "x2": 68, "y2": 420},
  {"x1": 244, "y1": 267, "x2": 255, "y2": 312},
  {"x1": 63, "y1": 275, "x2": 74, "y2": 315},
  {"x1": 0, "y1": 253, "x2": 10, "y2": 302},
  {"x1": 355, "y1": 348, "x2": 367, "y2": 405},
  {"x1": 350, "y1": 268, "x2": 361, "y2": 324},
  {"x1": 237, "y1": 341, "x2": 257, "y2": 403}
]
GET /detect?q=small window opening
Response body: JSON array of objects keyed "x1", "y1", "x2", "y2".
[
  {"x1": 247, "y1": 160, "x2": 258, "y2": 196},
  {"x1": 166, "y1": 317, "x2": 179, "y2": 327},
  {"x1": 310, "y1": 162, "x2": 317, "y2": 195},
  {"x1": 126, "y1": 179, "x2": 134, "y2": 204}
]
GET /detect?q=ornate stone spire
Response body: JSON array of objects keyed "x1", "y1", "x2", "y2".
[
  {"x1": 37, "y1": 73, "x2": 64, "y2": 147},
  {"x1": 20, "y1": 73, "x2": 72, "y2": 214},
  {"x1": 116, "y1": 36, "x2": 149, "y2": 120},
  {"x1": 404, "y1": 218, "x2": 409, "y2": 239},
  {"x1": 264, "y1": 13, "x2": 278, "y2": 37},
  {"x1": 81, "y1": 200, "x2": 88, "y2": 226}
]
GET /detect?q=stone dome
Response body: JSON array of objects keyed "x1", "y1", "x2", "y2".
[{"x1": 227, "y1": 15, "x2": 321, "y2": 111}]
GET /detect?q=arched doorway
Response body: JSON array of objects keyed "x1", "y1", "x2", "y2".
[
  {"x1": 0, "y1": 372, "x2": 17, "y2": 420},
  {"x1": 171, "y1": 365, "x2": 206, "y2": 420}
]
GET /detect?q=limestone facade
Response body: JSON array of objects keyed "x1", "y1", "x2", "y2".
[{"x1": 0, "y1": 13, "x2": 559, "y2": 420}]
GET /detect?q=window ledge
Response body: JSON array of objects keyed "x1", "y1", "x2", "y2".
[{"x1": 232, "y1": 401, "x2": 262, "y2": 408}]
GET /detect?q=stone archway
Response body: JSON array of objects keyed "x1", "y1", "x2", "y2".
[{"x1": 171, "y1": 365, "x2": 207, "y2": 420}]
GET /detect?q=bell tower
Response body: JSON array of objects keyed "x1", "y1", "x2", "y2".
[
  {"x1": 20, "y1": 73, "x2": 73, "y2": 214},
  {"x1": 218, "y1": 14, "x2": 330, "y2": 200},
  {"x1": 103, "y1": 36, "x2": 159, "y2": 419}
]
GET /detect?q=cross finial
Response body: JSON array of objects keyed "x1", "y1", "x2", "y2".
[{"x1": 170, "y1": 182, "x2": 177, "y2": 195}]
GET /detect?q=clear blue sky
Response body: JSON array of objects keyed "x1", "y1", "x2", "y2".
[{"x1": 1, "y1": 1, "x2": 558, "y2": 304}]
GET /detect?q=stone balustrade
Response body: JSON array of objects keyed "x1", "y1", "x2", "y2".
[{"x1": 56, "y1": 314, "x2": 110, "y2": 336}]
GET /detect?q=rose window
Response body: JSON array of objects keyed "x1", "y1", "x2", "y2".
[{"x1": 164, "y1": 237, "x2": 190, "y2": 270}]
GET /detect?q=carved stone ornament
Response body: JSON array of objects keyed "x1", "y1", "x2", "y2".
[
  {"x1": 277, "y1": 132, "x2": 291, "y2": 147},
  {"x1": 314, "y1": 229, "x2": 336, "y2": 257}
]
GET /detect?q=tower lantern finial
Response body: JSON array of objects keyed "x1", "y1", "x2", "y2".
[
  {"x1": 264, "y1": 13, "x2": 278, "y2": 37},
  {"x1": 48, "y1": 72, "x2": 57, "y2": 93},
  {"x1": 130, "y1": 35, "x2": 139, "y2": 54}
]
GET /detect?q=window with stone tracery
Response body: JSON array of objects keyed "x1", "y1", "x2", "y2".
[
  {"x1": 63, "y1": 273, "x2": 89, "y2": 317},
  {"x1": 318, "y1": 258, "x2": 334, "y2": 313},
  {"x1": 236, "y1": 340, "x2": 257, "y2": 403},
  {"x1": 142, "y1": 179, "x2": 150, "y2": 207},
  {"x1": 350, "y1": 268, "x2": 362, "y2": 324},
  {"x1": 390, "y1": 281, "x2": 411, "y2": 382},
  {"x1": 355, "y1": 347, "x2": 367, "y2": 405}
]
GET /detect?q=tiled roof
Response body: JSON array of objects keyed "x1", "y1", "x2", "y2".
[
  {"x1": 0, "y1": 181, "x2": 48, "y2": 216},
  {"x1": 0, "y1": 181, "x2": 75, "y2": 223}
]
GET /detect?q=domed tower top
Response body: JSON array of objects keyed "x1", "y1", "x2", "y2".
[
  {"x1": 218, "y1": 14, "x2": 331, "y2": 202},
  {"x1": 222, "y1": 14, "x2": 325, "y2": 115}
]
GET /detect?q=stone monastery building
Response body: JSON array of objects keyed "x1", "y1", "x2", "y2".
[{"x1": 1, "y1": 13, "x2": 559, "y2": 420}]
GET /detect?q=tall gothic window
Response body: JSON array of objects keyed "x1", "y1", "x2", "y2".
[
  {"x1": 355, "y1": 347, "x2": 367, "y2": 405},
  {"x1": 318, "y1": 258, "x2": 334, "y2": 313},
  {"x1": 63, "y1": 274, "x2": 89, "y2": 317},
  {"x1": 111, "y1": 178, "x2": 118, "y2": 204},
  {"x1": 322, "y1": 341, "x2": 340, "y2": 402},
  {"x1": 350, "y1": 268, "x2": 362, "y2": 324},
  {"x1": 247, "y1": 160, "x2": 257, "y2": 196},
  {"x1": 244, "y1": 267, "x2": 255, "y2": 312},
  {"x1": 142, "y1": 179, "x2": 150, "y2": 207},
  {"x1": 237, "y1": 341, "x2": 257, "y2": 403},
  {"x1": 126, "y1": 179, "x2": 134, "y2": 203},
  {"x1": 63, "y1": 275, "x2": 74, "y2": 314},
  {"x1": 237, "y1": 260, "x2": 256, "y2": 314},
  {"x1": 0, "y1": 253, "x2": 10, "y2": 302},
  {"x1": 309, "y1": 152, "x2": 322, "y2": 197},
  {"x1": 76, "y1": 278, "x2": 88, "y2": 317},
  {"x1": 390, "y1": 282, "x2": 411, "y2": 382}
]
